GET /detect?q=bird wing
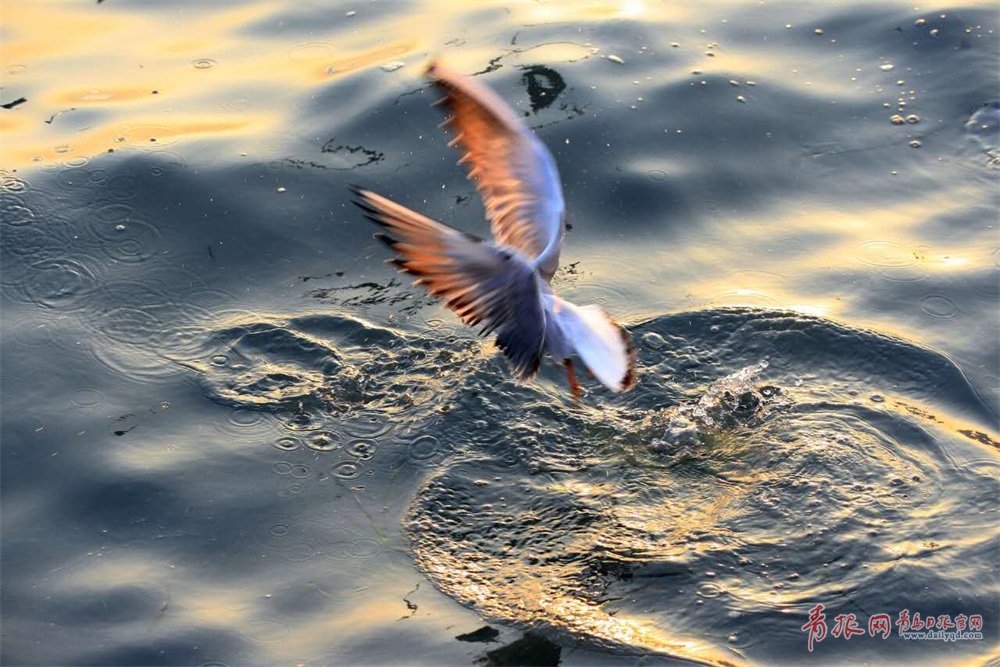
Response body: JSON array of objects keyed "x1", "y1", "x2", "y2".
[
  {"x1": 352, "y1": 186, "x2": 546, "y2": 381},
  {"x1": 427, "y1": 61, "x2": 565, "y2": 282}
]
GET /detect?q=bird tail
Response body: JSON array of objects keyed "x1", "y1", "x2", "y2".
[{"x1": 549, "y1": 296, "x2": 636, "y2": 393}]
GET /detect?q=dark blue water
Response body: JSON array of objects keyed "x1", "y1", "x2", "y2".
[{"x1": 2, "y1": 2, "x2": 997, "y2": 665}]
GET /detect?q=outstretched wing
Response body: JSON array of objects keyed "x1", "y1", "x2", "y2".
[
  {"x1": 427, "y1": 61, "x2": 565, "y2": 282},
  {"x1": 352, "y1": 186, "x2": 546, "y2": 381}
]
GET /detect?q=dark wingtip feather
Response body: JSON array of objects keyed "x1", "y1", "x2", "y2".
[
  {"x1": 373, "y1": 232, "x2": 397, "y2": 247},
  {"x1": 617, "y1": 322, "x2": 638, "y2": 392}
]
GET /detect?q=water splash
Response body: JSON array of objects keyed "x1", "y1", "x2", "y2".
[{"x1": 404, "y1": 310, "x2": 999, "y2": 665}]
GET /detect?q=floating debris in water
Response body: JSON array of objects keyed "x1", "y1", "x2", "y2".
[
  {"x1": 607, "y1": 55, "x2": 625, "y2": 64},
  {"x1": 1, "y1": 97, "x2": 27, "y2": 110},
  {"x1": 380, "y1": 61, "x2": 405, "y2": 72}
]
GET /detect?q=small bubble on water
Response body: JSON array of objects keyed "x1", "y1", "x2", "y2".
[
  {"x1": 192, "y1": 58, "x2": 217, "y2": 69},
  {"x1": 814, "y1": 28, "x2": 824, "y2": 35},
  {"x1": 345, "y1": 10, "x2": 356, "y2": 17},
  {"x1": 915, "y1": 18, "x2": 926, "y2": 26},
  {"x1": 870, "y1": 394, "x2": 885, "y2": 403},
  {"x1": 607, "y1": 55, "x2": 625, "y2": 64},
  {"x1": 880, "y1": 63, "x2": 895, "y2": 71},
  {"x1": 905, "y1": 113, "x2": 920, "y2": 123},
  {"x1": 276, "y1": 187, "x2": 286, "y2": 193},
  {"x1": 909, "y1": 140, "x2": 922, "y2": 148},
  {"x1": 890, "y1": 114, "x2": 905, "y2": 124},
  {"x1": 380, "y1": 61, "x2": 405, "y2": 72}
]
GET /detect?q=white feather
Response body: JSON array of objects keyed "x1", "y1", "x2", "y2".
[{"x1": 550, "y1": 297, "x2": 633, "y2": 392}]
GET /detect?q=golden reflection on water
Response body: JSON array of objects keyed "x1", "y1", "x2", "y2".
[
  {"x1": 2, "y1": 1, "x2": 423, "y2": 167},
  {"x1": 2, "y1": 0, "x2": 746, "y2": 170}
]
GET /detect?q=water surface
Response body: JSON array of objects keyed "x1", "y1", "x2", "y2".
[{"x1": 2, "y1": 1, "x2": 998, "y2": 665}]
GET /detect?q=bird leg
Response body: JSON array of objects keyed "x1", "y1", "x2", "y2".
[{"x1": 564, "y1": 358, "x2": 581, "y2": 401}]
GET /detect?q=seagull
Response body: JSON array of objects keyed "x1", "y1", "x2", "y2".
[{"x1": 351, "y1": 61, "x2": 636, "y2": 399}]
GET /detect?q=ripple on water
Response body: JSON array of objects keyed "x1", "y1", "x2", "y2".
[
  {"x1": 855, "y1": 240, "x2": 918, "y2": 268},
  {"x1": 70, "y1": 388, "x2": 108, "y2": 409},
  {"x1": 919, "y1": 293, "x2": 959, "y2": 319},
  {"x1": 11, "y1": 258, "x2": 100, "y2": 310},
  {"x1": 344, "y1": 439, "x2": 377, "y2": 460},
  {"x1": 103, "y1": 174, "x2": 141, "y2": 201},
  {"x1": 0, "y1": 195, "x2": 37, "y2": 226},
  {"x1": 404, "y1": 309, "x2": 998, "y2": 664},
  {"x1": 331, "y1": 461, "x2": 361, "y2": 479},
  {"x1": 272, "y1": 436, "x2": 302, "y2": 452},
  {"x1": 404, "y1": 433, "x2": 454, "y2": 466},
  {"x1": 0, "y1": 214, "x2": 76, "y2": 286},
  {"x1": 304, "y1": 430, "x2": 342, "y2": 452},
  {"x1": 965, "y1": 101, "x2": 999, "y2": 165}
]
